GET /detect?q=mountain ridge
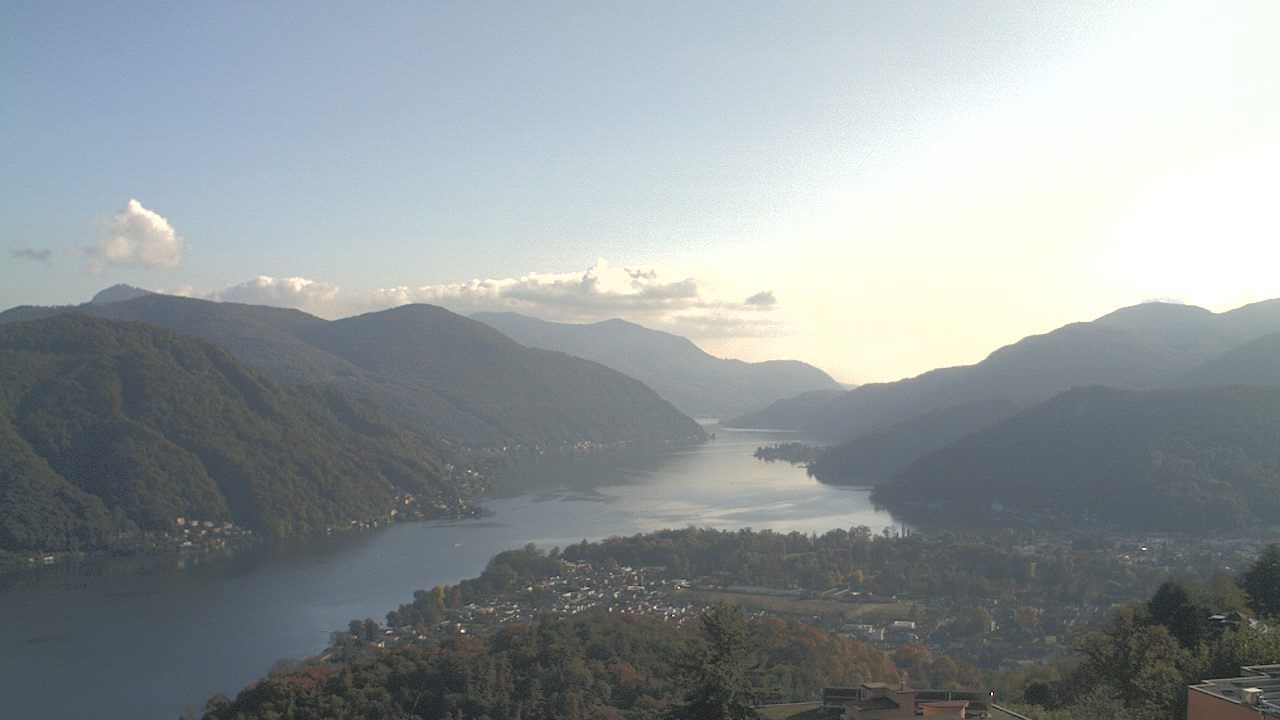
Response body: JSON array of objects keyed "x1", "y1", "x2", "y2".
[
  {"x1": 0, "y1": 294, "x2": 704, "y2": 449},
  {"x1": 0, "y1": 313, "x2": 472, "y2": 553},
  {"x1": 730, "y1": 299, "x2": 1280, "y2": 441},
  {"x1": 472, "y1": 310, "x2": 841, "y2": 418},
  {"x1": 871, "y1": 384, "x2": 1280, "y2": 532}
]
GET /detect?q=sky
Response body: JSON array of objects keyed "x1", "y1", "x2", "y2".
[{"x1": 3, "y1": 1, "x2": 1278, "y2": 384}]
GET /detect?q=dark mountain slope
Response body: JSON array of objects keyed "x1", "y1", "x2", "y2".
[
  {"x1": 732, "y1": 300, "x2": 1280, "y2": 442},
  {"x1": 473, "y1": 311, "x2": 841, "y2": 418},
  {"x1": 68, "y1": 292, "x2": 361, "y2": 386},
  {"x1": 0, "y1": 314, "x2": 465, "y2": 552},
  {"x1": 807, "y1": 398, "x2": 1031, "y2": 485},
  {"x1": 302, "y1": 305, "x2": 703, "y2": 446},
  {"x1": 1177, "y1": 331, "x2": 1280, "y2": 388},
  {"x1": 872, "y1": 385, "x2": 1280, "y2": 532},
  {"x1": 1, "y1": 294, "x2": 703, "y2": 448},
  {"x1": 89, "y1": 283, "x2": 153, "y2": 304}
]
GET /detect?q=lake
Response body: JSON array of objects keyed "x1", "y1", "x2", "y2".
[{"x1": 0, "y1": 428, "x2": 902, "y2": 720}]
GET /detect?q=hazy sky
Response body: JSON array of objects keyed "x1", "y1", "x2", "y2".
[{"x1": 3, "y1": 1, "x2": 1278, "y2": 383}]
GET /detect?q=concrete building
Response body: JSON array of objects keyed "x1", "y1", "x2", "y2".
[
  {"x1": 1187, "y1": 664, "x2": 1280, "y2": 719},
  {"x1": 821, "y1": 683, "x2": 1032, "y2": 720}
]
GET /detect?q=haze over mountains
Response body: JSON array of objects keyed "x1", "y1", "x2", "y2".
[
  {"x1": 473, "y1": 311, "x2": 842, "y2": 418},
  {"x1": 719, "y1": 296, "x2": 1280, "y2": 532},
  {"x1": 6, "y1": 286, "x2": 1280, "y2": 543},
  {"x1": 737, "y1": 300, "x2": 1280, "y2": 439},
  {"x1": 0, "y1": 287, "x2": 704, "y2": 449},
  {"x1": 725, "y1": 299, "x2": 1280, "y2": 487},
  {"x1": 873, "y1": 384, "x2": 1280, "y2": 532},
  {"x1": 0, "y1": 314, "x2": 468, "y2": 553}
]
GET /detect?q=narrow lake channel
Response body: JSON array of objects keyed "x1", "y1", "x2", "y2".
[{"x1": 0, "y1": 428, "x2": 902, "y2": 720}]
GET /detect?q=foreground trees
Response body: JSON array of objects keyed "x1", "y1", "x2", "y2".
[
  {"x1": 671, "y1": 604, "x2": 762, "y2": 720},
  {"x1": 1240, "y1": 543, "x2": 1280, "y2": 618},
  {"x1": 1011, "y1": 546, "x2": 1280, "y2": 720}
]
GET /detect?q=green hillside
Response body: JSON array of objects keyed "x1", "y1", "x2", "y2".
[
  {"x1": 300, "y1": 305, "x2": 706, "y2": 447},
  {"x1": 1, "y1": 292, "x2": 704, "y2": 449},
  {"x1": 0, "y1": 314, "x2": 469, "y2": 553},
  {"x1": 872, "y1": 385, "x2": 1280, "y2": 532}
]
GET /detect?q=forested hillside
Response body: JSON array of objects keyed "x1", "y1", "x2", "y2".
[
  {"x1": 198, "y1": 607, "x2": 906, "y2": 720},
  {"x1": 0, "y1": 292, "x2": 704, "y2": 449},
  {"x1": 873, "y1": 385, "x2": 1280, "y2": 531},
  {"x1": 0, "y1": 314, "x2": 470, "y2": 553},
  {"x1": 807, "y1": 398, "x2": 1029, "y2": 485},
  {"x1": 300, "y1": 305, "x2": 705, "y2": 447}
]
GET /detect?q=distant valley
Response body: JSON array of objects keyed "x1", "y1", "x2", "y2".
[{"x1": 473, "y1": 311, "x2": 842, "y2": 419}]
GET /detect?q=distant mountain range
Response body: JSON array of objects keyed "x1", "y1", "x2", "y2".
[
  {"x1": 871, "y1": 384, "x2": 1280, "y2": 532},
  {"x1": 472, "y1": 311, "x2": 841, "y2": 419},
  {"x1": 805, "y1": 398, "x2": 1032, "y2": 485},
  {"x1": 735, "y1": 300, "x2": 1280, "y2": 439},
  {"x1": 0, "y1": 288, "x2": 704, "y2": 449},
  {"x1": 776, "y1": 297, "x2": 1280, "y2": 532},
  {"x1": 733, "y1": 299, "x2": 1280, "y2": 486},
  {"x1": 0, "y1": 314, "x2": 470, "y2": 553}
]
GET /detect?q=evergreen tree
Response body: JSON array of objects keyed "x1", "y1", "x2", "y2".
[
  {"x1": 671, "y1": 604, "x2": 763, "y2": 720},
  {"x1": 1240, "y1": 543, "x2": 1280, "y2": 618}
]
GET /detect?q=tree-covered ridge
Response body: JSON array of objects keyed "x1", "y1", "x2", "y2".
[
  {"x1": 0, "y1": 293, "x2": 706, "y2": 449},
  {"x1": 199, "y1": 609, "x2": 906, "y2": 720},
  {"x1": 873, "y1": 384, "x2": 1280, "y2": 532},
  {"x1": 299, "y1": 304, "x2": 706, "y2": 447},
  {"x1": 0, "y1": 313, "x2": 473, "y2": 553},
  {"x1": 554, "y1": 526, "x2": 1162, "y2": 605}
]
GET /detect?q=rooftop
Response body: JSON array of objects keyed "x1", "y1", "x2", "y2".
[{"x1": 1188, "y1": 664, "x2": 1280, "y2": 716}]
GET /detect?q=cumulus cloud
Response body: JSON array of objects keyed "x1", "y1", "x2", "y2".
[
  {"x1": 9, "y1": 242, "x2": 51, "y2": 263},
  {"x1": 203, "y1": 259, "x2": 788, "y2": 340},
  {"x1": 85, "y1": 199, "x2": 186, "y2": 272},
  {"x1": 206, "y1": 275, "x2": 341, "y2": 315}
]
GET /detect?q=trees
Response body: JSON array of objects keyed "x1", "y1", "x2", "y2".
[
  {"x1": 671, "y1": 604, "x2": 763, "y2": 720},
  {"x1": 1146, "y1": 581, "x2": 1209, "y2": 649},
  {"x1": 1239, "y1": 543, "x2": 1280, "y2": 618}
]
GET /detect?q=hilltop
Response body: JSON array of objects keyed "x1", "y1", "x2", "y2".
[
  {"x1": 0, "y1": 313, "x2": 473, "y2": 554},
  {"x1": 473, "y1": 311, "x2": 841, "y2": 419},
  {"x1": 1, "y1": 293, "x2": 704, "y2": 449}
]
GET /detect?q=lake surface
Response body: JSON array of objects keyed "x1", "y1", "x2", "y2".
[{"x1": 0, "y1": 429, "x2": 902, "y2": 720}]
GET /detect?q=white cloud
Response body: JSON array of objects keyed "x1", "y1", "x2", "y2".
[
  {"x1": 218, "y1": 275, "x2": 341, "y2": 312},
  {"x1": 205, "y1": 259, "x2": 786, "y2": 340},
  {"x1": 86, "y1": 199, "x2": 185, "y2": 272}
]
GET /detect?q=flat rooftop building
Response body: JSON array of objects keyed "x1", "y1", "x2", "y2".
[
  {"x1": 1187, "y1": 664, "x2": 1280, "y2": 719},
  {"x1": 821, "y1": 683, "x2": 1033, "y2": 720}
]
